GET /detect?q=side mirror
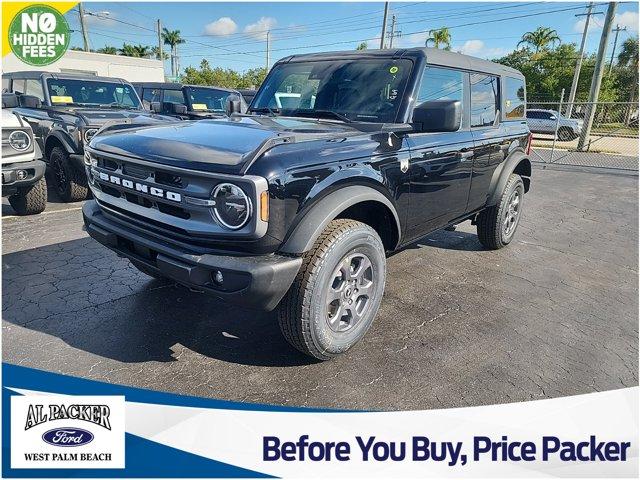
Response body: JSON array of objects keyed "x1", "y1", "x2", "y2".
[
  {"x1": 412, "y1": 100, "x2": 461, "y2": 133},
  {"x1": 18, "y1": 94, "x2": 42, "y2": 109},
  {"x1": 226, "y1": 94, "x2": 242, "y2": 115},
  {"x1": 150, "y1": 101, "x2": 161, "y2": 113},
  {"x1": 549, "y1": 115, "x2": 557, "y2": 121},
  {"x1": 2, "y1": 93, "x2": 19, "y2": 108},
  {"x1": 163, "y1": 102, "x2": 187, "y2": 115}
]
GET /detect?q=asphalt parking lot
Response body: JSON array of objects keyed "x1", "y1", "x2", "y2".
[{"x1": 2, "y1": 165, "x2": 638, "y2": 410}]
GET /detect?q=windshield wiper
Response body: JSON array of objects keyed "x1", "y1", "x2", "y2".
[
  {"x1": 289, "y1": 109, "x2": 352, "y2": 123},
  {"x1": 107, "y1": 102, "x2": 139, "y2": 110},
  {"x1": 251, "y1": 107, "x2": 280, "y2": 116}
]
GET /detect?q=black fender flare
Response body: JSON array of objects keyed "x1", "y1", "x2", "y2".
[
  {"x1": 280, "y1": 185, "x2": 402, "y2": 254},
  {"x1": 44, "y1": 130, "x2": 77, "y2": 157},
  {"x1": 487, "y1": 151, "x2": 531, "y2": 206}
]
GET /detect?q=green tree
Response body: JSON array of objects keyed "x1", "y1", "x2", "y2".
[
  {"x1": 616, "y1": 37, "x2": 639, "y2": 123},
  {"x1": 517, "y1": 27, "x2": 560, "y2": 53},
  {"x1": 162, "y1": 28, "x2": 186, "y2": 77},
  {"x1": 240, "y1": 67, "x2": 267, "y2": 89},
  {"x1": 356, "y1": 42, "x2": 368, "y2": 51},
  {"x1": 131, "y1": 44, "x2": 152, "y2": 58},
  {"x1": 425, "y1": 27, "x2": 451, "y2": 50},
  {"x1": 96, "y1": 46, "x2": 117, "y2": 55},
  {"x1": 152, "y1": 46, "x2": 169, "y2": 61},
  {"x1": 119, "y1": 43, "x2": 137, "y2": 57}
]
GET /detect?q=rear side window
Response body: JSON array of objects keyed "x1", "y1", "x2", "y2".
[
  {"x1": 470, "y1": 73, "x2": 499, "y2": 128},
  {"x1": 504, "y1": 77, "x2": 525, "y2": 119},
  {"x1": 25, "y1": 79, "x2": 44, "y2": 100},
  {"x1": 11, "y1": 79, "x2": 26, "y2": 95},
  {"x1": 416, "y1": 66, "x2": 465, "y2": 105}
]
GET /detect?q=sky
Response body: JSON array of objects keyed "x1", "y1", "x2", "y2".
[{"x1": 64, "y1": 1, "x2": 640, "y2": 74}]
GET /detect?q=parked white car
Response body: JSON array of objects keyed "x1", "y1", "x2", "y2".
[
  {"x1": 526, "y1": 109, "x2": 584, "y2": 141},
  {"x1": 2, "y1": 94, "x2": 47, "y2": 215}
]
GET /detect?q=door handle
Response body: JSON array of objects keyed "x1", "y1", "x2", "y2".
[{"x1": 457, "y1": 150, "x2": 474, "y2": 161}]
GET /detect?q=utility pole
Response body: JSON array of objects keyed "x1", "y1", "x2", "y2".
[
  {"x1": 577, "y1": 2, "x2": 618, "y2": 151},
  {"x1": 566, "y1": 3, "x2": 602, "y2": 117},
  {"x1": 78, "y1": 3, "x2": 90, "y2": 52},
  {"x1": 608, "y1": 24, "x2": 627, "y2": 74},
  {"x1": 266, "y1": 30, "x2": 271, "y2": 72},
  {"x1": 157, "y1": 19, "x2": 163, "y2": 63},
  {"x1": 380, "y1": 2, "x2": 389, "y2": 49},
  {"x1": 388, "y1": 14, "x2": 399, "y2": 48}
]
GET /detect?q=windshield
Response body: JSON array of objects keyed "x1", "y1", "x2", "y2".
[
  {"x1": 251, "y1": 58, "x2": 413, "y2": 123},
  {"x1": 46, "y1": 79, "x2": 141, "y2": 108},
  {"x1": 186, "y1": 87, "x2": 239, "y2": 112}
]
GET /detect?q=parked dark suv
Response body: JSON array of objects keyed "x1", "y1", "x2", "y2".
[
  {"x1": 133, "y1": 82, "x2": 247, "y2": 119},
  {"x1": 83, "y1": 48, "x2": 532, "y2": 360},
  {"x1": 4, "y1": 72, "x2": 174, "y2": 202}
]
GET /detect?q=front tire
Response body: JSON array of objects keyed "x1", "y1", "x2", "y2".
[
  {"x1": 8, "y1": 177, "x2": 47, "y2": 215},
  {"x1": 477, "y1": 174, "x2": 525, "y2": 250},
  {"x1": 278, "y1": 219, "x2": 386, "y2": 361},
  {"x1": 49, "y1": 146, "x2": 88, "y2": 202}
]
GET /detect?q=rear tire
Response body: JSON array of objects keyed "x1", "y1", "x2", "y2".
[
  {"x1": 557, "y1": 127, "x2": 575, "y2": 141},
  {"x1": 8, "y1": 177, "x2": 47, "y2": 215},
  {"x1": 477, "y1": 174, "x2": 524, "y2": 250},
  {"x1": 278, "y1": 219, "x2": 386, "y2": 361},
  {"x1": 49, "y1": 146, "x2": 88, "y2": 202}
]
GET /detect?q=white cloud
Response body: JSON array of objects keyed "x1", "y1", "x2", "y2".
[
  {"x1": 243, "y1": 17, "x2": 277, "y2": 40},
  {"x1": 614, "y1": 11, "x2": 639, "y2": 33},
  {"x1": 458, "y1": 39, "x2": 484, "y2": 55},
  {"x1": 204, "y1": 17, "x2": 238, "y2": 36},
  {"x1": 574, "y1": 11, "x2": 638, "y2": 33}
]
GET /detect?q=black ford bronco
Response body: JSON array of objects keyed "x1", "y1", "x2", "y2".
[
  {"x1": 4, "y1": 71, "x2": 174, "y2": 202},
  {"x1": 133, "y1": 82, "x2": 247, "y2": 119},
  {"x1": 83, "y1": 48, "x2": 531, "y2": 360}
]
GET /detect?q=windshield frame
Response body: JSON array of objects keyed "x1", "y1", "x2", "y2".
[
  {"x1": 44, "y1": 78, "x2": 143, "y2": 109},
  {"x1": 250, "y1": 57, "x2": 417, "y2": 124}
]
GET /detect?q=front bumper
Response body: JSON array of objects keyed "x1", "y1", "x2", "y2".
[
  {"x1": 2, "y1": 159, "x2": 46, "y2": 196},
  {"x1": 82, "y1": 200, "x2": 302, "y2": 311}
]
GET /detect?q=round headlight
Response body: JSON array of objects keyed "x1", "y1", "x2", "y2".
[
  {"x1": 84, "y1": 128, "x2": 98, "y2": 143},
  {"x1": 212, "y1": 183, "x2": 252, "y2": 230},
  {"x1": 8, "y1": 130, "x2": 31, "y2": 152}
]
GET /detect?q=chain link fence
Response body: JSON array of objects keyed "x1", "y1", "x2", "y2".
[{"x1": 527, "y1": 98, "x2": 638, "y2": 171}]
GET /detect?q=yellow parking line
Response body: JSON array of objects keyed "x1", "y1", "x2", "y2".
[{"x1": 2, "y1": 205, "x2": 83, "y2": 220}]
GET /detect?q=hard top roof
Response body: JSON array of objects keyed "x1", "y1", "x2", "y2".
[
  {"x1": 132, "y1": 82, "x2": 239, "y2": 93},
  {"x1": 278, "y1": 47, "x2": 524, "y2": 78},
  {"x1": 3, "y1": 71, "x2": 132, "y2": 83}
]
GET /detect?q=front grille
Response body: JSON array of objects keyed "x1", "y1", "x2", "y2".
[{"x1": 86, "y1": 148, "x2": 268, "y2": 242}]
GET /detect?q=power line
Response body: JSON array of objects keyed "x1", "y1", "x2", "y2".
[{"x1": 181, "y1": 4, "x2": 590, "y2": 58}]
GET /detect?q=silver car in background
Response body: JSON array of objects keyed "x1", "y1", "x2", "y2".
[{"x1": 526, "y1": 108, "x2": 584, "y2": 141}]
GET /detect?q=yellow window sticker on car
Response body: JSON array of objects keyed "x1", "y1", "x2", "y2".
[
  {"x1": 191, "y1": 103, "x2": 208, "y2": 110},
  {"x1": 51, "y1": 96, "x2": 73, "y2": 103},
  {"x1": 389, "y1": 66, "x2": 399, "y2": 74}
]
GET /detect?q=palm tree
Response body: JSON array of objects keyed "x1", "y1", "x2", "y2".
[
  {"x1": 119, "y1": 44, "x2": 138, "y2": 57},
  {"x1": 132, "y1": 44, "x2": 152, "y2": 58},
  {"x1": 618, "y1": 37, "x2": 639, "y2": 124},
  {"x1": 162, "y1": 28, "x2": 186, "y2": 77},
  {"x1": 96, "y1": 46, "x2": 117, "y2": 55},
  {"x1": 152, "y1": 46, "x2": 169, "y2": 61},
  {"x1": 517, "y1": 27, "x2": 560, "y2": 53},
  {"x1": 425, "y1": 27, "x2": 451, "y2": 50}
]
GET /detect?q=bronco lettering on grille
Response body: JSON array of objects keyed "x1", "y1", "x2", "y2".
[{"x1": 98, "y1": 172, "x2": 182, "y2": 202}]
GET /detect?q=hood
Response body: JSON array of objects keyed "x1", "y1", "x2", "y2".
[
  {"x1": 90, "y1": 115, "x2": 361, "y2": 174},
  {"x1": 67, "y1": 107, "x2": 174, "y2": 127}
]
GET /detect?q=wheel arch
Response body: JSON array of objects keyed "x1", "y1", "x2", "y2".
[
  {"x1": 280, "y1": 184, "x2": 402, "y2": 254},
  {"x1": 44, "y1": 131, "x2": 75, "y2": 160},
  {"x1": 487, "y1": 152, "x2": 531, "y2": 206}
]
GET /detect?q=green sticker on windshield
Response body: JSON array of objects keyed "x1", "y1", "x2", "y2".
[{"x1": 389, "y1": 66, "x2": 399, "y2": 74}]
